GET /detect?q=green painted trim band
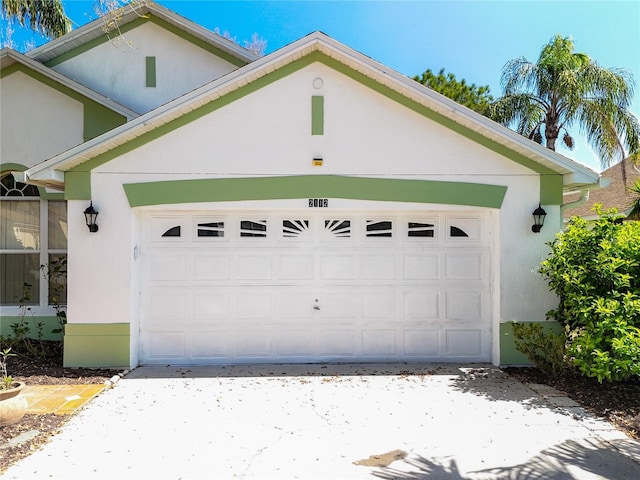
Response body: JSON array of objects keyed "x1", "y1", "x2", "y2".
[
  {"x1": 146, "y1": 56, "x2": 156, "y2": 87},
  {"x1": 540, "y1": 175, "x2": 563, "y2": 205},
  {"x1": 1, "y1": 64, "x2": 127, "y2": 142},
  {"x1": 311, "y1": 95, "x2": 324, "y2": 135},
  {"x1": 0, "y1": 316, "x2": 62, "y2": 341},
  {"x1": 44, "y1": 16, "x2": 247, "y2": 68},
  {"x1": 66, "y1": 50, "x2": 562, "y2": 204},
  {"x1": 65, "y1": 323, "x2": 130, "y2": 336},
  {"x1": 123, "y1": 175, "x2": 507, "y2": 208},
  {"x1": 65, "y1": 171, "x2": 92, "y2": 200},
  {"x1": 63, "y1": 323, "x2": 130, "y2": 368}
]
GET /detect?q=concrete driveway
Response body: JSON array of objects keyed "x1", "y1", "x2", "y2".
[{"x1": 2, "y1": 364, "x2": 639, "y2": 479}]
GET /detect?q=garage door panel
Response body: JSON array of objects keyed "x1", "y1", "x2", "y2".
[
  {"x1": 403, "y1": 253, "x2": 439, "y2": 280},
  {"x1": 444, "y1": 252, "x2": 484, "y2": 280},
  {"x1": 278, "y1": 254, "x2": 314, "y2": 280},
  {"x1": 149, "y1": 253, "x2": 187, "y2": 281},
  {"x1": 191, "y1": 331, "x2": 231, "y2": 359},
  {"x1": 275, "y1": 290, "x2": 314, "y2": 319},
  {"x1": 362, "y1": 330, "x2": 398, "y2": 356},
  {"x1": 319, "y1": 254, "x2": 356, "y2": 280},
  {"x1": 318, "y1": 290, "x2": 358, "y2": 319},
  {"x1": 236, "y1": 292, "x2": 272, "y2": 320},
  {"x1": 404, "y1": 330, "x2": 440, "y2": 356},
  {"x1": 144, "y1": 332, "x2": 186, "y2": 360},
  {"x1": 192, "y1": 254, "x2": 230, "y2": 280},
  {"x1": 273, "y1": 330, "x2": 316, "y2": 356},
  {"x1": 403, "y1": 290, "x2": 440, "y2": 320},
  {"x1": 148, "y1": 288, "x2": 188, "y2": 320},
  {"x1": 361, "y1": 290, "x2": 397, "y2": 319},
  {"x1": 235, "y1": 254, "x2": 272, "y2": 280},
  {"x1": 445, "y1": 290, "x2": 483, "y2": 321},
  {"x1": 445, "y1": 329, "x2": 483, "y2": 357},
  {"x1": 193, "y1": 291, "x2": 228, "y2": 322},
  {"x1": 318, "y1": 330, "x2": 357, "y2": 356},
  {"x1": 234, "y1": 330, "x2": 271, "y2": 357},
  {"x1": 362, "y1": 253, "x2": 397, "y2": 280}
]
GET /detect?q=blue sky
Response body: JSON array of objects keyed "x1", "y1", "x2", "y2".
[{"x1": 3, "y1": 0, "x2": 639, "y2": 172}]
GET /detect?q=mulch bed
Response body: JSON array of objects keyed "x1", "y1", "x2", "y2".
[{"x1": 1, "y1": 349, "x2": 638, "y2": 473}]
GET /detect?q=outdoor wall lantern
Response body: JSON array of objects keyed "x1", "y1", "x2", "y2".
[
  {"x1": 84, "y1": 202, "x2": 99, "y2": 233},
  {"x1": 531, "y1": 203, "x2": 547, "y2": 233}
]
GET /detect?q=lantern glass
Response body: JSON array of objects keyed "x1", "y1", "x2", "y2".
[
  {"x1": 531, "y1": 203, "x2": 546, "y2": 233},
  {"x1": 84, "y1": 202, "x2": 99, "y2": 233}
]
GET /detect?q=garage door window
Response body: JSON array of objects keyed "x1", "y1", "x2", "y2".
[
  {"x1": 366, "y1": 220, "x2": 393, "y2": 237},
  {"x1": 241, "y1": 220, "x2": 267, "y2": 237},
  {"x1": 197, "y1": 222, "x2": 224, "y2": 237},
  {"x1": 408, "y1": 221, "x2": 435, "y2": 238},
  {"x1": 450, "y1": 226, "x2": 469, "y2": 237},
  {"x1": 283, "y1": 220, "x2": 310, "y2": 238},
  {"x1": 324, "y1": 220, "x2": 351, "y2": 238},
  {"x1": 161, "y1": 226, "x2": 181, "y2": 237}
]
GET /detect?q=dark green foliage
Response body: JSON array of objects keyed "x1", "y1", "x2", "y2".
[
  {"x1": 539, "y1": 207, "x2": 640, "y2": 382},
  {"x1": 412, "y1": 68, "x2": 494, "y2": 115}
]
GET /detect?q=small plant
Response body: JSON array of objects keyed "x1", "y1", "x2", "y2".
[
  {"x1": 10, "y1": 282, "x2": 47, "y2": 358},
  {"x1": 511, "y1": 322, "x2": 569, "y2": 376},
  {"x1": 41, "y1": 257, "x2": 67, "y2": 336},
  {"x1": 1, "y1": 348, "x2": 16, "y2": 390}
]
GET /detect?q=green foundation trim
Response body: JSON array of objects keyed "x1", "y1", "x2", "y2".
[
  {"x1": 43, "y1": 16, "x2": 248, "y2": 68},
  {"x1": 63, "y1": 323, "x2": 130, "y2": 368},
  {"x1": 123, "y1": 175, "x2": 507, "y2": 208},
  {"x1": 146, "y1": 56, "x2": 157, "y2": 87},
  {"x1": 67, "y1": 51, "x2": 563, "y2": 203},
  {"x1": 311, "y1": 96, "x2": 324, "y2": 135},
  {"x1": 0, "y1": 316, "x2": 62, "y2": 341},
  {"x1": 499, "y1": 321, "x2": 563, "y2": 365},
  {"x1": 1, "y1": 64, "x2": 127, "y2": 141}
]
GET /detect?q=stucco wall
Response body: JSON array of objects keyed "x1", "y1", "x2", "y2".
[
  {"x1": 0, "y1": 71, "x2": 84, "y2": 168},
  {"x1": 51, "y1": 21, "x2": 241, "y2": 114}
]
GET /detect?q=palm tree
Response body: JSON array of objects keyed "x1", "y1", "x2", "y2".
[
  {"x1": 628, "y1": 178, "x2": 640, "y2": 220},
  {"x1": 489, "y1": 35, "x2": 640, "y2": 172},
  {"x1": 1, "y1": 0, "x2": 70, "y2": 39}
]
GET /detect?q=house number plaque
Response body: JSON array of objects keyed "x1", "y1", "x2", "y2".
[{"x1": 309, "y1": 198, "x2": 329, "y2": 208}]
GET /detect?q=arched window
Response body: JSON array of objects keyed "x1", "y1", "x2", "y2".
[{"x1": 0, "y1": 173, "x2": 67, "y2": 306}]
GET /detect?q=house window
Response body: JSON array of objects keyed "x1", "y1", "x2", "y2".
[{"x1": 0, "y1": 174, "x2": 67, "y2": 306}]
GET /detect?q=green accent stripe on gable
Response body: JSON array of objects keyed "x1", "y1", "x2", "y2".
[
  {"x1": 123, "y1": 175, "x2": 508, "y2": 208},
  {"x1": 66, "y1": 50, "x2": 563, "y2": 204},
  {"x1": 146, "y1": 56, "x2": 157, "y2": 87},
  {"x1": 44, "y1": 15, "x2": 248, "y2": 68},
  {"x1": 1, "y1": 64, "x2": 127, "y2": 142},
  {"x1": 312, "y1": 95, "x2": 324, "y2": 135},
  {"x1": 65, "y1": 171, "x2": 92, "y2": 200}
]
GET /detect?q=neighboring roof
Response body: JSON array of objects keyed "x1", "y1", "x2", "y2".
[
  {"x1": 564, "y1": 159, "x2": 640, "y2": 219},
  {"x1": 24, "y1": 31, "x2": 600, "y2": 191},
  {"x1": 0, "y1": 48, "x2": 139, "y2": 120},
  {"x1": 26, "y1": 2, "x2": 258, "y2": 66}
]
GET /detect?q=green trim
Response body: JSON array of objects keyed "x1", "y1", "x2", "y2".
[
  {"x1": 146, "y1": 56, "x2": 156, "y2": 87},
  {"x1": 499, "y1": 321, "x2": 563, "y2": 365},
  {"x1": 123, "y1": 175, "x2": 507, "y2": 208},
  {"x1": 311, "y1": 95, "x2": 324, "y2": 135},
  {"x1": 44, "y1": 16, "x2": 248, "y2": 68},
  {"x1": 0, "y1": 316, "x2": 62, "y2": 341},
  {"x1": 64, "y1": 323, "x2": 130, "y2": 368},
  {"x1": 64, "y1": 171, "x2": 92, "y2": 200},
  {"x1": 66, "y1": 50, "x2": 562, "y2": 204},
  {"x1": 1, "y1": 64, "x2": 126, "y2": 141},
  {"x1": 540, "y1": 175, "x2": 563, "y2": 205},
  {"x1": 0, "y1": 163, "x2": 64, "y2": 199}
]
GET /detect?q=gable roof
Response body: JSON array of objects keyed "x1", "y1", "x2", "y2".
[
  {"x1": 0, "y1": 48, "x2": 138, "y2": 120},
  {"x1": 26, "y1": 2, "x2": 258, "y2": 67},
  {"x1": 564, "y1": 159, "x2": 640, "y2": 219},
  {"x1": 24, "y1": 31, "x2": 600, "y2": 193}
]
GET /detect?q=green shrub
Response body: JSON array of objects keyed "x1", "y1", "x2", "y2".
[
  {"x1": 511, "y1": 322, "x2": 569, "y2": 376},
  {"x1": 539, "y1": 207, "x2": 640, "y2": 382}
]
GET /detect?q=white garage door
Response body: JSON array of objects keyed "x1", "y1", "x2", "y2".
[{"x1": 139, "y1": 211, "x2": 492, "y2": 364}]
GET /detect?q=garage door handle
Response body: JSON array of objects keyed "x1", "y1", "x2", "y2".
[{"x1": 313, "y1": 299, "x2": 320, "y2": 310}]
